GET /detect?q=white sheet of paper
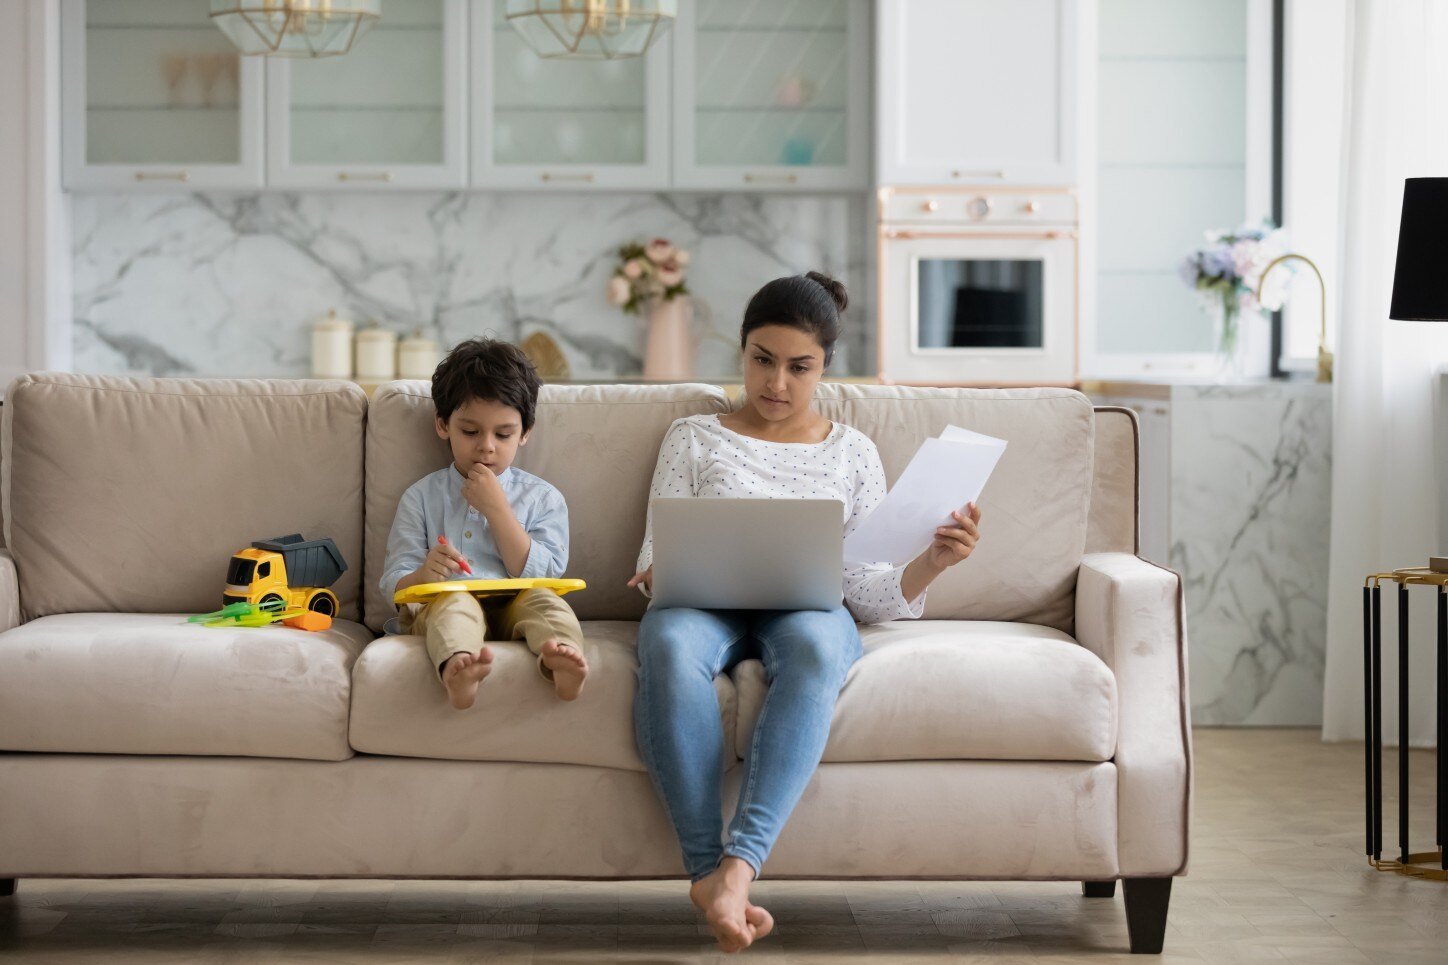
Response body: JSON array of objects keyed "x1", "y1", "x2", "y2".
[{"x1": 843, "y1": 426, "x2": 1007, "y2": 565}]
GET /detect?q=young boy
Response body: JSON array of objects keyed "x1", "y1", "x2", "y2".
[{"x1": 380, "y1": 338, "x2": 588, "y2": 710}]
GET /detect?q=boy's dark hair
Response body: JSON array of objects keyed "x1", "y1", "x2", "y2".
[
  {"x1": 739, "y1": 270, "x2": 846, "y2": 367},
  {"x1": 432, "y1": 338, "x2": 542, "y2": 431}
]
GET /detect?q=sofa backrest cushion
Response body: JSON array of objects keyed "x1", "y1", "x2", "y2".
[
  {"x1": 807, "y1": 384, "x2": 1095, "y2": 634},
  {"x1": 1, "y1": 374, "x2": 368, "y2": 622},
  {"x1": 363, "y1": 382, "x2": 731, "y2": 631}
]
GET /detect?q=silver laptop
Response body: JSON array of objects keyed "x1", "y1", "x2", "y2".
[{"x1": 649, "y1": 498, "x2": 844, "y2": 611}]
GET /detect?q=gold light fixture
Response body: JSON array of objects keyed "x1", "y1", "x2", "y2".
[
  {"x1": 211, "y1": 0, "x2": 381, "y2": 58},
  {"x1": 506, "y1": 0, "x2": 676, "y2": 60},
  {"x1": 1257, "y1": 253, "x2": 1333, "y2": 383}
]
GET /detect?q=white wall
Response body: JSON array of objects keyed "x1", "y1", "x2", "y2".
[{"x1": 0, "y1": 0, "x2": 70, "y2": 392}]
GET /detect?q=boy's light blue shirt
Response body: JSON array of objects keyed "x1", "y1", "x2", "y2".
[{"x1": 379, "y1": 464, "x2": 570, "y2": 605}]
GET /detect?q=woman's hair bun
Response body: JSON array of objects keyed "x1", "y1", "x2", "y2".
[{"x1": 805, "y1": 270, "x2": 848, "y2": 313}]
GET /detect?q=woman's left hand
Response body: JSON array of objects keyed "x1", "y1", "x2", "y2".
[{"x1": 926, "y1": 502, "x2": 982, "y2": 570}]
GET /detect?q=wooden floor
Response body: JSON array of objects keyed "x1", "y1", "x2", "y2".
[{"x1": 1, "y1": 729, "x2": 1443, "y2": 963}]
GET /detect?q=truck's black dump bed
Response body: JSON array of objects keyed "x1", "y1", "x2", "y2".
[{"x1": 252, "y1": 534, "x2": 347, "y2": 588}]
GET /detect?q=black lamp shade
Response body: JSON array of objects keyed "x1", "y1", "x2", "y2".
[{"x1": 1389, "y1": 177, "x2": 1448, "y2": 321}]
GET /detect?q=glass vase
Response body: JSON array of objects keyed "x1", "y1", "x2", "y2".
[{"x1": 1214, "y1": 299, "x2": 1244, "y2": 381}]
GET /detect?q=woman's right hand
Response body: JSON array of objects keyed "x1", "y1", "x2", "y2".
[{"x1": 626, "y1": 566, "x2": 654, "y2": 594}]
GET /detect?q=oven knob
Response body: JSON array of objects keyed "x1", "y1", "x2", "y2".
[
  {"x1": 1024, "y1": 199, "x2": 1040, "y2": 214},
  {"x1": 921, "y1": 199, "x2": 939, "y2": 213},
  {"x1": 966, "y1": 196, "x2": 992, "y2": 220}
]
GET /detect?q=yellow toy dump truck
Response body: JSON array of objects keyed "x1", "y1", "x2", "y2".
[{"x1": 222, "y1": 534, "x2": 346, "y2": 617}]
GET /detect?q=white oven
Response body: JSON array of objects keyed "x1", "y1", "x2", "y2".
[{"x1": 876, "y1": 186, "x2": 1079, "y2": 385}]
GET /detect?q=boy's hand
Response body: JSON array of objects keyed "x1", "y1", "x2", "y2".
[
  {"x1": 416, "y1": 541, "x2": 467, "y2": 583},
  {"x1": 925, "y1": 502, "x2": 981, "y2": 570},
  {"x1": 463, "y1": 462, "x2": 509, "y2": 516},
  {"x1": 626, "y1": 566, "x2": 654, "y2": 594}
]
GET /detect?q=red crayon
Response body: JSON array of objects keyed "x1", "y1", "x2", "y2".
[{"x1": 438, "y1": 535, "x2": 473, "y2": 575}]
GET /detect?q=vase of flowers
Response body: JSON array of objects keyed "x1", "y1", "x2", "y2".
[
  {"x1": 1178, "y1": 221, "x2": 1286, "y2": 379},
  {"x1": 607, "y1": 237, "x2": 694, "y2": 380}
]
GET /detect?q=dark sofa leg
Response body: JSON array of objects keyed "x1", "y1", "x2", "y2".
[
  {"x1": 1123, "y1": 877, "x2": 1172, "y2": 954},
  {"x1": 0, "y1": 879, "x2": 15, "y2": 897},
  {"x1": 1082, "y1": 880, "x2": 1117, "y2": 898}
]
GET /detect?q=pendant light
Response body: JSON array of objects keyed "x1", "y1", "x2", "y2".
[
  {"x1": 210, "y1": 0, "x2": 382, "y2": 58},
  {"x1": 506, "y1": 0, "x2": 676, "y2": 60}
]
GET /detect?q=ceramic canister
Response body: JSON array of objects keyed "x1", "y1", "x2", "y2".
[
  {"x1": 310, "y1": 309, "x2": 354, "y2": 379},
  {"x1": 397, "y1": 329, "x2": 440, "y2": 381},
  {"x1": 354, "y1": 323, "x2": 398, "y2": 382}
]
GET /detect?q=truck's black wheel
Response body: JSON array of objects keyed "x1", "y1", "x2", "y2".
[
  {"x1": 308, "y1": 593, "x2": 337, "y2": 617},
  {"x1": 259, "y1": 593, "x2": 285, "y2": 612}
]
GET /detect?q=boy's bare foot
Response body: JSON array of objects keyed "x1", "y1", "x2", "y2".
[
  {"x1": 539, "y1": 639, "x2": 588, "y2": 701},
  {"x1": 441, "y1": 648, "x2": 493, "y2": 709},
  {"x1": 690, "y1": 856, "x2": 772, "y2": 953}
]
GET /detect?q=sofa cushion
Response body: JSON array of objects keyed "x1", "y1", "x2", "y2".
[
  {"x1": 733, "y1": 620, "x2": 1117, "y2": 764},
  {"x1": 808, "y1": 384, "x2": 1095, "y2": 634},
  {"x1": 363, "y1": 382, "x2": 731, "y2": 632},
  {"x1": 0, "y1": 613, "x2": 371, "y2": 762},
  {"x1": 1, "y1": 374, "x2": 368, "y2": 622},
  {"x1": 349, "y1": 620, "x2": 737, "y2": 771}
]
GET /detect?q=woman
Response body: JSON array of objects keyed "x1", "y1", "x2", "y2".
[{"x1": 626, "y1": 272, "x2": 982, "y2": 953}]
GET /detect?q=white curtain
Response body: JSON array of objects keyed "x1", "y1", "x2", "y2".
[{"x1": 1322, "y1": 0, "x2": 1448, "y2": 745}]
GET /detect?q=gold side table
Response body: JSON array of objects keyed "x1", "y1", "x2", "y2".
[{"x1": 1363, "y1": 568, "x2": 1447, "y2": 880}]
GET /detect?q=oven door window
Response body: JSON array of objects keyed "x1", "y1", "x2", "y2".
[{"x1": 916, "y1": 259, "x2": 1045, "y2": 349}]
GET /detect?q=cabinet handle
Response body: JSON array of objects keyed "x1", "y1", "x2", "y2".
[
  {"x1": 1151, "y1": 406, "x2": 1169, "y2": 416},
  {"x1": 541, "y1": 172, "x2": 596, "y2": 183},
  {"x1": 337, "y1": 171, "x2": 394, "y2": 182},
  {"x1": 134, "y1": 170, "x2": 189, "y2": 182},
  {"x1": 952, "y1": 169, "x2": 1006, "y2": 180},
  {"x1": 743, "y1": 172, "x2": 798, "y2": 185}
]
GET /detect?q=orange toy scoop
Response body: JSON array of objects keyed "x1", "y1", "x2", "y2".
[{"x1": 282, "y1": 611, "x2": 332, "y2": 632}]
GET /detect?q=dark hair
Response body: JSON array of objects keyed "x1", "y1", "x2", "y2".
[
  {"x1": 431, "y1": 337, "x2": 542, "y2": 431},
  {"x1": 739, "y1": 271, "x2": 847, "y2": 367}
]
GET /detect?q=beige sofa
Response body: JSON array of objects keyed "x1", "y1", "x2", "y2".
[{"x1": 0, "y1": 373, "x2": 1191, "y2": 954}]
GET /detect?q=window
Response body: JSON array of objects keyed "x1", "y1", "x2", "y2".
[{"x1": 1086, "y1": 0, "x2": 1278, "y2": 378}]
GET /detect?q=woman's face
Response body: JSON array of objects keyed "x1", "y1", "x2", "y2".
[{"x1": 741, "y1": 324, "x2": 828, "y2": 424}]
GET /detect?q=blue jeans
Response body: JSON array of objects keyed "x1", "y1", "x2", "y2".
[{"x1": 633, "y1": 605, "x2": 863, "y2": 881}]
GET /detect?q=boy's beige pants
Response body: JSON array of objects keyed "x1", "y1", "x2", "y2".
[{"x1": 402, "y1": 588, "x2": 585, "y2": 682}]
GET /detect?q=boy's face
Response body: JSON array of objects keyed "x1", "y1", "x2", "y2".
[{"x1": 436, "y1": 397, "x2": 530, "y2": 477}]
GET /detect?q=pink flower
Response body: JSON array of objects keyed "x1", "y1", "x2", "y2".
[
  {"x1": 657, "y1": 261, "x2": 683, "y2": 287},
  {"x1": 623, "y1": 258, "x2": 646, "y2": 279},
  {"x1": 606, "y1": 275, "x2": 631, "y2": 306},
  {"x1": 674, "y1": 249, "x2": 690, "y2": 266},
  {"x1": 644, "y1": 238, "x2": 675, "y2": 264}
]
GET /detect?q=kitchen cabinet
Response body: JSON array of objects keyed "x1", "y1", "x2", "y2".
[
  {"x1": 266, "y1": 0, "x2": 468, "y2": 189},
  {"x1": 875, "y1": 0, "x2": 1081, "y2": 186},
  {"x1": 671, "y1": 0, "x2": 870, "y2": 190},
  {"x1": 471, "y1": 0, "x2": 670, "y2": 189},
  {"x1": 61, "y1": 0, "x2": 265, "y2": 190}
]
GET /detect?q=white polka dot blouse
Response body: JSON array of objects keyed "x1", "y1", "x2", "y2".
[{"x1": 635, "y1": 413, "x2": 927, "y2": 625}]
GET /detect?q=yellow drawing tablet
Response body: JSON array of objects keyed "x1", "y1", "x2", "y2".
[{"x1": 393, "y1": 577, "x2": 586, "y2": 607}]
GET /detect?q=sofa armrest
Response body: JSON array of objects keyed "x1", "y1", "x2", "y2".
[
  {"x1": 1075, "y1": 552, "x2": 1192, "y2": 877},
  {"x1": 0, "y1": 549, "x2": 18, "y2": 634}
]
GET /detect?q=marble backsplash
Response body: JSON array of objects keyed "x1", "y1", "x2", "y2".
[{"x1": 70, "y1": 192, "x2": 870, "y2": 380}]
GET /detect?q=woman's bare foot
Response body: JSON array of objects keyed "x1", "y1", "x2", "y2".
[
  {"x1": 441, "y1": 648, "x2": 493, "y2": 709},
  {"x1": 690, "y1": 856, "x2": 771, "y2": 952},
  {"x1": 539, "y1": 639, "x2": 588, "y2": 701}
]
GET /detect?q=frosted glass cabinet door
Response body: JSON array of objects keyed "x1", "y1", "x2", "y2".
[
  {"x1": 472, "y1": 0, "x2": 670, "y2": 188},
  {"x1": 61, "y1": 0, "x2": 265, "y2": 190},
  {"x1": 266, "y1": 0, "x2": 467, "y2": 188},
  {"x1": 672, "y1": 0, "x2": 869, "y2": 190}
]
